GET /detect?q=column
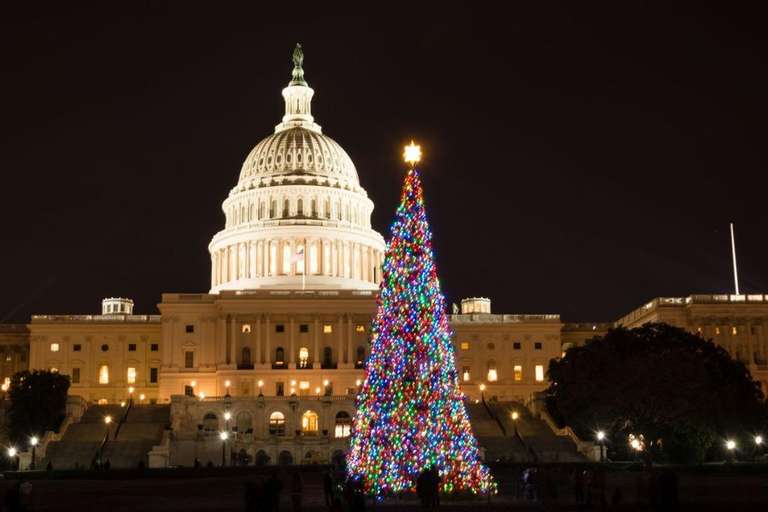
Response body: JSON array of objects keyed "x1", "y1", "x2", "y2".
[
  {"x1": 337, "y1": 314, "x2": 344, "y2": 366},
  {"x1": 229, "y1": 315, "x2": 237, "y2": 367},
  {"x1": 255, "y1": 315, "x2": 262, "y2": 365},
  {"x1": 746, "y1": 321, "x2": 756, "y2": 368},
  {"x1": 347, "y1": 315, "x2": 353, "y2": 365},
  {"x1": 218, "y1": 315, "x2": 227, "y2": 366},
  {"x1": 162, "y1": 317, "x2": 175, "y2": 368},
  {"x1": 250, "y1": 241, "x2": 257, "y2": 278},
  {"x1": 313, "y1": 316, "x2": 321, "y2": 369},
  {"x1": 289, "y1": 315, "x2": 296, "y2": 368},
  {"x1": 265, "y1": 315, "x2": 271, "y2": 367},
  {"x1": 211, "y1": 253, "x2": 217, "y2": 289}
]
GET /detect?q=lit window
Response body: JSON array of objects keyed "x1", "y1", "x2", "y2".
[
  {"x1": 5, "y1": 355, "x2": 11, "y2": 362},
  {"x1": 50, "y1": 367, "x2": 59, "y2": 373},
  {"x1": 99, "y1": 364, "x2": 109, "y2": 384},
  {"x1": 98, "y1": 398, "x2": 108, "y2": 405},
  {"x1": 356, "y1": 324, "x2": 365, "y2": 333},
  {"x1": 697, "y1": 326, "x2": 702, "y2": 333},
  {"x1": 716, "y1": 327, "x2": 721, "y2": 335},
  {"x1": 127, "y1": 367, "x2": 136, "y2": 384},
  {"x1": 299, "y1": 381, "x2": 310, "y2": 395},
  {"x1": 242, "y1": 324, "x2": 251, "y2": 334},
  {"x1": 50, "y1": 343, "x2": 60, "y2": 352},
  {"x1": 732, "y1": 326, "x2": 738, "y2": 335},
  {"x1": 535, "y1": 365, "x2": 544, "y2": 382},
  {"x1": 487, "y1": 369, "x2": 498, "y2": 382},
  {"x1": 323, "y1": 324, "x2": 333, "y2": 334},
  {"x1": 299, "y1": 347, "x2": 309, "y2": 368},
  {"x1": 301, "y1": 410, "x2": 318, "y2": 433},
  {"x1": 462, "y1": 366, "x2": 471, "y2": 382},
  {"x1": 335, "y1": 411, "x2": 351, "y2": 438},
  {"x1": 514, "y1": 366, "x2": 522, "y2": 381},
  {"x1": 460, "y1": 342, "x2": 470, "y2": 350},
  {"x1": 269, "y1": 411, "x2": 286, "y2": 435}
]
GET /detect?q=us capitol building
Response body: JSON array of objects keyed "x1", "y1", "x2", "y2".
[{"x1": 3, "y1": 46, "x2": 768, "y2": 467}]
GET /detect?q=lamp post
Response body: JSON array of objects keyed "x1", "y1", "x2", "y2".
[
  {"x1": 139, "y1": 394, "x2": 146, "y2": 404},
  {"x1": 30, "y1": 437, "x2": 38, "y2": 470},
  {"x1": 128, "y1": 386, "x2": 134, "y2": 404},
  {"x1": 324, "y1": 379, "x2": 330, "y2": 396},
  {"x1": 1, "y1": 382, "x2": 9, "y2": 434},
  {"x1": 225, "y1": 380, "x2": 231, "y2": 397},
  {"x1": 220, "y1": 431, "x2": 228, "y2": 467},
  {"x1": 104, "y1": 415, "x2": 112, "y2": 440},
  {"x1": 190, "y1": 381, "x2": 196, "y2": 396},
  {"x1": 258, "y1": 380, "x2": 264, "y2": 396},
  {"x1": 511, "y1": 411, "x2": 519, "y2": 437},
  {"x1": 597, "y1": 431, "x2": 606, "y2": 462},
  {"x1": 726, "y1": 440, "x2": 736, "y2": 464},
  {"x1": 8, "y1": 447, "x2": 17, "y2": 471},
  {"x1": 479, "y1": 383, "x2": 486, "y2": 402}
]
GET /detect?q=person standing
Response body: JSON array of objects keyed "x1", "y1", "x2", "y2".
[
  {"x1": 323, "y1": 470, "x2": 335, "y2": 506},
  {"x1": 290, "y1": 471, "x2": 303, "y2": 512}
]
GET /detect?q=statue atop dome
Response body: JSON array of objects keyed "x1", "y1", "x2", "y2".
[{"x1": 290, "y1": 43, "x2": 306, "y2": 85}]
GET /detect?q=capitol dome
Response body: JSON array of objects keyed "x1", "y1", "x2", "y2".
[{"x1": 209, "y1": 45, "x2": 385, "y2": 292}]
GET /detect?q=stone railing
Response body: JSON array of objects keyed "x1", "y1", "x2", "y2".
[
  {"x1": 198, "y1": 394, "x2": 354, "y2": 403},
  {"x1": 148, "y1": 429, "x2": 171, "y2": 468},
  {"x1": 449, "y1": 314, "x2": 561, "y2": 324},
  {"x1": 539, "y1": 410, "x2": 589, "y2": 453},
  {"x1": 616, "y1": 294, "x2": 768, "y2": 326},
  {"x1": 31, "y1": 314, "x2": 161, "y2": 323}
]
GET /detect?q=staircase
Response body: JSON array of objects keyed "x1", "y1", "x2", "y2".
[
  {"x1": 101, "y1": 404, "x2": 170, "y2": 468},
  {"x1": 465, "y1": 403, "x2": 529, "y2": 462},
  {"x1": 490, "y1": 401, "x2": 585, "y2": 462},
  {"x1": 42, "y1": 404, "x2": 170, "y2": 470},
  {"x1": 42, "y1": 404, "x2": 124, "y2": 469}
]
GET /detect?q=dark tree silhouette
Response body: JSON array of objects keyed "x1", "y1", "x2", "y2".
[
  {"x1": 8, "y1": 370, "x2": 70, "y2": 444},
  {"x1": 547, "y1": 323, "x2": 765, "y2": 465}
]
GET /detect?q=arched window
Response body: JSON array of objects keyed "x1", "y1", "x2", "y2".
[
  {"x1": 275, "y1": 347, "x2": 285, "y2": 366},
  {"x1": 487, "y1": 359, "x2": 498, "y2": 382},
  {"x1": 237, "y1": 412, "x2": 253, "y2": 434},
  {"x1": 269, "y1": 411, "x2": 285, "y2": 436},
  {"x1": 203, "y1": 413, "x2": 218, "y2": 436},
  {"x1": 249, "y1": 204, "x2": 254, "y2": 221},
  {"x1": 310, "y1": 199, "x2": 316, "y2": 218},
  {"x1": 299, "y1": 347, "x2": 309, "y2": 368},
  {"x1": 323, "y1": 347, "x2": 333, "y2": 368},
  {"x1": 356, "y1": 347, "x2": 366, "y2": 369},
  {"x1": 270, "y1": 200, "x2": 277, "y2": 218},
  {"x1": 98, "y1": 363, "x2": 109, "y2": 384},
  {"x1": 335, "y1": 411, "x2": 351, "y2": 438},
  {"x1": 242, "y1": 347, "x2": 251, "y2": 365},
  {"x1": 283, "y1": 199, "x2": 290, "y2": 218},
  {"x1": 301, "y1": 410, "x2": 318, "y2": 434},
  {"x1": 325, "y1": 199, "x2": 330, "y2": 219},
  {"x1": 297, "y1": 198, "x2": 304, "y2": 217},
  {"x1": 278, "y1": 450, "x2": 293, "y2": 466},
  {"x1": 255, "y1": 450, "x2": 269, "y2": 466}
]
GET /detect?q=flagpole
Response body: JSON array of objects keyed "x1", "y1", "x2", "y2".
[{"x1": 730, "y1": 223, "x2": 740, "y2": 295}]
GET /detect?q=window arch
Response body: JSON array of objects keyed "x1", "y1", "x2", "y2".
[
  {"x1": 275, "y1": 347, "x2": 285, "y2": 366},
  {"x1": 269, "y1": 411, "x2": 286, "y2": 435},
  {"x1": 301, "y1": 410, "x2": 318, "y2": 434},
  {"x1": 203, "y1": 413, "x2": 218, "y2": 436},
  {"x1": 487, "y1": 359, "x2": 498, "y2": 382},
  {"x1": 335, "y1": 411, "x2": 351, "y2": 438},
  {"x1": 278, "y1": 450, "x2": 293, "y2": 466},
  {"x1": 237, "y1": 412, "x2": 253, "y2": 434}
]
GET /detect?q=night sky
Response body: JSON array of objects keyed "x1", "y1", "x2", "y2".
[{"x1": 2, "y1": 3, "x2": 766, "y2": 324}]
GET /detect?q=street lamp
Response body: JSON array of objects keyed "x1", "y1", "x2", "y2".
[
  {"x1": 225, "y1": 380, "x2": 231, "y2": 396},
  {"x1": 511, "y1": 411, "x2": 519, "y2": 437},
  {"x1": 1, "y1": 381, "x2": 9, "y2": 434},
  {"x1": 8, "y1": 447, "x2": 17, "y2": 470},
  {"x1": 224, "y1": 411, "x2": 231, "y2": 430},
  {"x1": 258, "y1": 380, "x2": 264, "y2": 396},
  {"x1": 220, "y1": 431, "x2": 228, "y2": 466},
  {"x1": 128, "y1": 386, "x2": 134, "y2": 404},
  {"x1": 199, "y1": 392, "x2": 205, "y2": 400},
  {"x1": 139, "y1": 394, "x2": 145, "y2": 404},
  {"x1": 597, "y1": 431, "x2": 606, "y2": 462},
  {"x1": 479, "y1": 383, "x2": 486, "y2": 401},
  {"x1": 190, "y1": 381, "x2": 196, "y2": 396},
  {"x1": 30, "y1": 437, "x2": 38, "y2": 471}
]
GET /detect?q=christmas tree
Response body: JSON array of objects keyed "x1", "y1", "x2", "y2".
[{"x1": 347, "y1": 143, "x2": 492, "y2": 497}]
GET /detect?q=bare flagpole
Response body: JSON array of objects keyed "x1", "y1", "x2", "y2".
[{"x1": 730, "y1": 223, "x2": 740, "y2": 295}]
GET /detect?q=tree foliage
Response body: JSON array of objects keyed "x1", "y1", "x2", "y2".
[
  {"x1": 8, "y1": 370, "x2": 70, "y2": 444},
  {"x1": 547, "y1": 323, "x2": 764, "y2": 462}
]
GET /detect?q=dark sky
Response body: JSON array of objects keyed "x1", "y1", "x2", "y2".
[{"x1": 2, "y1": 2, "x2": 766, "y2": 324}]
